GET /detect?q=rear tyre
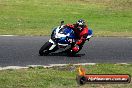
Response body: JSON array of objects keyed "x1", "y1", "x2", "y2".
[{"x1": 39, "y1": 41, "x2": 52, "y2": 56}]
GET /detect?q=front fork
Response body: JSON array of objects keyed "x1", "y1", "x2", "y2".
[{"x1": 48, "y1": 39, "x2": 58, "y2": 51}]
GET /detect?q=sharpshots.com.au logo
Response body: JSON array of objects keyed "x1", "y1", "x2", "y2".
[{"x1": 76, "y1": 66, "x2": 131, "y2": 85}]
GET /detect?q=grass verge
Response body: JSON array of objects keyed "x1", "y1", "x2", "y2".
[
  {"x1": 0, "y1": 63, "x2": 132, "y2": 88},
  {"x1": 0, "y1": 0, "x2": 132, "y2": 36}
]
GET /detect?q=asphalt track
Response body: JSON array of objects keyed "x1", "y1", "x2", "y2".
[{"x1": 0, "y1": 36, "x2": 132, "y2": 67}]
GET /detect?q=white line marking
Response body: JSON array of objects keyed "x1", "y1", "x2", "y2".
[
  {"x1": 116, "y1": 63, "x2": 130, "y2": 65},
  {"x1": 1, "y1": 63, "x2": 131, "y2": 70},
  {"x1": 0, "y1": 63, "x2": 96, "y2": 70},
  {"x1": 0, "y1": 35, "x2": 17, "y2": 36},
  {"x1": 0, "y1": 66, "x2": 28, "y2": 70}
]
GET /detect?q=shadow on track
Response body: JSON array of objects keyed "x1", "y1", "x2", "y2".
[{"x1": 39, "y1": 52, "x2": 85, "y2": 57}]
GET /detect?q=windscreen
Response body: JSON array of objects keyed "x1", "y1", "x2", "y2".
[{"x1": 59, "y1": 27, "x2": 74, "y2": 35}]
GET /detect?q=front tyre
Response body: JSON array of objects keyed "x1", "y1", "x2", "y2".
[{"x1": 39, "y1": 41, "x2": 52, "y2": 56}]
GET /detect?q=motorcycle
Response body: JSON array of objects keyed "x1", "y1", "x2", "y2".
[{"x1": 39, "y1": 21, "x2": 93, "y2": 56}]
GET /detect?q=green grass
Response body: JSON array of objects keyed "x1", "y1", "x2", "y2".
[
  {"x1": 0, "y1": 0, "x2": 132, "y2": 36},
  {"x1": 0, "y1": 64, "x2": 132, "y2": 88}
]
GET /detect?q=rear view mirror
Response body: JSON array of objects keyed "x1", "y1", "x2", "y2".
[
  {"x1": 59, "y1": 21, "x2": 64, "y2": 29},
  {"x1": 61, "y1": 21, "x2": 64, "y2": 25}
]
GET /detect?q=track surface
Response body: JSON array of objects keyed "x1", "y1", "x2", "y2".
[{"x1": 0, "y1": 36, "x2": 132, "y2": 67}]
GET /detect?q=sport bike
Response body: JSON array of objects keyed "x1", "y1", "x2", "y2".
[{"x1": 39, "y1": 21, "x2": 92, "y2": 56}]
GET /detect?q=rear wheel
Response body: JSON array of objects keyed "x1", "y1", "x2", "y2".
[{"x1": 39, "y1": 41, "x2": 52, "y2": 56}]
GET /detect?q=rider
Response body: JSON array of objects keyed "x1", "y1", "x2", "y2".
[{"x1": 65, "y1": 19, "x2": 89, "y2": 53}]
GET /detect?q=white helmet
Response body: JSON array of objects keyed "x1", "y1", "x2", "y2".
[{"x1": 76, "y1": 19, "x2": 85, "y2": 26}]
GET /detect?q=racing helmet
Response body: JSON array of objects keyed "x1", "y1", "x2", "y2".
[
  {"x1": 76, "y1": 19, "x2": 85, "y2": 26},
  {"x1": 76, "y1": 19, "x2": 85, "y2": 31}
]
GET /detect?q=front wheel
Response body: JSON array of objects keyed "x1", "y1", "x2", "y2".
[{"x1": 39, "y1": 41, "x2": 52, "y2": 56}]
